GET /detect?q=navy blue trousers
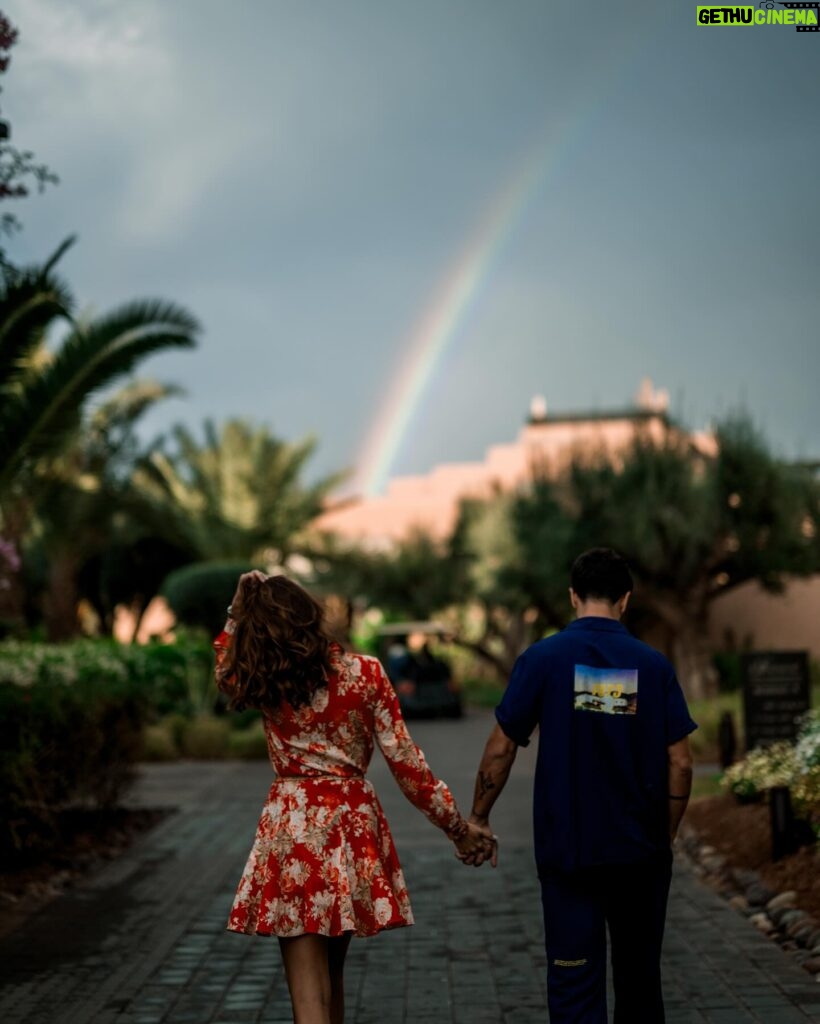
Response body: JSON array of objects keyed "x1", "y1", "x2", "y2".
[{"x1": 538, "y1": 852, "x2": 672, "y2": 1024}]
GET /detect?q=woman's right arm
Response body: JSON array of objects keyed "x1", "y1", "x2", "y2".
[
  {"x1": 371, "y1": 659, "x2": 465, "y2": 836},
  {"x1": 213, "y1": 617, "x2": 236, "y2": 689},
  {"x1": 371, "y1": 660, "x2": 495, "y2": 863}
]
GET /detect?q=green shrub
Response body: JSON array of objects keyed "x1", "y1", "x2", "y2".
[
  {"x1": 227, "y1": 722, "x2": 269, "y2": 760},
  {"x1": 0, "y1": 663, "x2": 148, "y2": 861},
  {"x1": 161, "y1": 561, "x2": 254, "y2": 636},
  {"x1": 141, "y1": 721, "x2": 180, "y2": 761},
  {"x1": 460, "y1": 677, "x2": 504, "y2": 709},
  {"x1": 161, "y1": 711, "x2": 190, "y2": 750},
  {"x1": 686, "y1": 693, "x2": 741, "y2": 761},
  {"x1": 181, "y1": 716, "x2": 230, "y2": 759},
  {"x1": 713, "y1": 652, "x2": 743, "y2": 693},
  {"x1": 127, "y1": 632, "x2": 218, "y2": 716},
  {"x1": 0, "y1": 633, "x2": 229, "y2": 859}
]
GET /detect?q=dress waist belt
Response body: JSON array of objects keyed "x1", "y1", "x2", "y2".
[{"x1": 273, "y1": 774, "x2": 366, "y2": 782}]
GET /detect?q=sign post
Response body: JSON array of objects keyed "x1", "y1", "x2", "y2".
[
  {"x1": 741, "y1": 651, "x2": 811, "y2": 863},
  {"x1": 741, "y1": 651, "x2": 810, "y2": 752}
]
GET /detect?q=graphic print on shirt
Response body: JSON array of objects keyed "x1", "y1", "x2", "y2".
[{"x1": 573, "y1": 664, "x2": 638, "y2": 715}]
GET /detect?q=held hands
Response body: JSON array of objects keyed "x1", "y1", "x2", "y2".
[{"x1": 453, "y1": 819, "x2": 498, "y2": 868}]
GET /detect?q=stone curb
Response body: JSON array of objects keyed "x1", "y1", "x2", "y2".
[{"x1": 679, "y1": 822, "x2": 820, "y2": 980}]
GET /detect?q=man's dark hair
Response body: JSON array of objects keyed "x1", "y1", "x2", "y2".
[{"x1": 570, "y1": 548, "x2": 633, "y2": 603}]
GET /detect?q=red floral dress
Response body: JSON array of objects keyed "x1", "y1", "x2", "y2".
[{"x1": 213, "y1": 625, "x2": 465, "y2": 938}]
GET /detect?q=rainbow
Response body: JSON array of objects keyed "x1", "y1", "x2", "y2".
[
  {"x1": 353, "y1": 142, "x2": 546, "y2": 497},
  {"x1": 352, "y1": 21, "x2": 662, "y2": 498}
]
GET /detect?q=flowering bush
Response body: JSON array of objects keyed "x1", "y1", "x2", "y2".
[
  {"x1": 0, "y1": 632, "x2": 218, "y2": 717},
  {"x1": 792, "y1": 710, "x2": 820, "y2": 815},
  {"x1": 723, "y1": 743, "x2": 797, "y2": 802},
  {"x1": 722, "y1": 711, "x2": 820, "y2": 822},
  {"x1": 794, "y1": 709, "x2": 820, "y2": 772},
  {"x1": 0, "y1": 667, "x2": 148, "y2": 861},
  {"x1": 0, "y1": 633, "x2": 220, "y2": 861},
  {"x1": 0, "y1": 536, "x2": 20, "y2": 591}
]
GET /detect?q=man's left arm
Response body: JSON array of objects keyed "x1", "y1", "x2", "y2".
[{"x1": 668, "y1": 735, "x2": 693, "y2": 841}]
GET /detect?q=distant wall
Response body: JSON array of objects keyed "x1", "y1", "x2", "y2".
[{"x1": 709, "y1": 576, "x2": 820, "y2": 662}]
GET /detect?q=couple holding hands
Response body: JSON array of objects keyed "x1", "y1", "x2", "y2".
[{"x1": 215, "y1": 548, "x2": 696, "y2": 1024}]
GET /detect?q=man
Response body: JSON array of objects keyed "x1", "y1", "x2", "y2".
[{"x1": 467, "y1": 548, "x2": 696, "y2": 1024}]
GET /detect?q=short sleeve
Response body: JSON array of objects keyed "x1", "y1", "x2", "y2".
[
  {"x1": 494, "y1": 648, "x2": 543, "y2": 748},
  {"x1": 665, "y1": 670, "x2": 698, "y2": 745}
]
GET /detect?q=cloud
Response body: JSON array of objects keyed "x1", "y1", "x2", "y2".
[
  {"x1": 7, "y1": 0, "x2": 255, "y2": 242},
  {"x1": 7, "y1": 0, "x2": 407, "y2": 246},
  {"x1": 14, "y1": 0, "x2": 159, "y2": 69}
]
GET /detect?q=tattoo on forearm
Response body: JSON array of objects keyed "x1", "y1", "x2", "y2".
[{"x1": 478, "y1": 771, "x2": 496, "y2": 797}]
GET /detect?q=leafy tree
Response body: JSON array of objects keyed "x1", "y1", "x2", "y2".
[
  {"x1": 316, "y1": 507, "x2": 545, "y2": 678},
  {"x1": 81, "y1": 536, "x2": 190, "y2": 641},
  {"x1": 512, "y1": 418, "x2": 820, "y2": 698},
  {"x1": 316, "y1": 528, "x2": 464, "y2": 630},
  {"x1": 0, "y1": 12, "x2": 58, "y2": 261},
  {"x1": 134, "y1": 419, "x2": 345, "y2": 564},
  {"x1": 323, "y1": 416, "x2": 820, "y2": 698}
]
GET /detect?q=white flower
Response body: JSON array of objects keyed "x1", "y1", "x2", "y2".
[
  {"x1": 310, "y1": 890, "x2": 335, "y2": 921},
  {"x1": 373, "y1": 897, "x2": 394, "y2": 926},
  {"x1": 286, "y1": 809, "x2": 307, "y2": 839}
]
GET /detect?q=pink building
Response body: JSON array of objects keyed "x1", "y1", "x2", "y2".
[
  {"x1": 317, "y1": 381, "x2": 820, "y2": 661},
  {"x1": 318, "y1": 382, "x2": 706, "y2": 546}
]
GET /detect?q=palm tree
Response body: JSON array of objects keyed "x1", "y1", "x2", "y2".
[
  {"x1": 0, "y1": 237, "x2": 199, "y2": 632},
  {"x1": 0, "y1": 238, "x2": 199, "y2": 496},
  {"x1": 30, "y1": 380, "x2": 185, "y2": 640},
  {"x1": 134, "y1": 419, "x2": 345, "y2": 564}
]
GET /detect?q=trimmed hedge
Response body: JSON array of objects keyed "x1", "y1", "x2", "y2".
[
  {"x1": 0, "y1": 670, "x2": 147, "y2": 861},
  {"x1": 0, "y1": 634, "x2": 219, "y2": 861},
  {"x1": 161, "y1": 560, "x2": 254, "y2": 636}
]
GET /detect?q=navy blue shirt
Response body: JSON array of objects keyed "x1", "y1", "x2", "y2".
[{"x1": 495, "y1": 617, "x2": 697, "y2": 871}]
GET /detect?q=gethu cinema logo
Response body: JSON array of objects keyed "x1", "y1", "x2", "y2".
[{"x1": 697, "y1": 3, "x2": 819, "y2": 27}]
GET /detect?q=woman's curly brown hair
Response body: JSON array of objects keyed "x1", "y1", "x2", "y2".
[{"x1": 218, "y1": 574, "x2": 333, "y2": 711}]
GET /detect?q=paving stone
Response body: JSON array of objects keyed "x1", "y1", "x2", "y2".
[{"x1": 0, "y1": 716, "x2": 818, "y2": 1022}]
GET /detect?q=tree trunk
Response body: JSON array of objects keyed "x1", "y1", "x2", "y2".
[
  {"x1": 671, "y1": 612, "x2": 719, "y2": 702},
  {"x1": 0, "y1": 503, "x2": 28, "y2": 631},
  {"x1": 453, "y1": 608, "x2": 535, "y2": 682},
  {"x1": 642, "y1": 591, "x2": 719, "y2": 702},
  {"x1": 0, "y1": 571, "x2": 26, "y2": 632},
  {"x1": 454, "y1": 638, "x2": 511, "y2": 681},
  {"x1": 43, "y1": 549, "x2": 82, "y2": 642}
]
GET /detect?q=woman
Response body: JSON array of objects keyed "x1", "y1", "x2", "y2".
[{"x1": 214, "y1": 571, "x2": 493, "y2": 1024}]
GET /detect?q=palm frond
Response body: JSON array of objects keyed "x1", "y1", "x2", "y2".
[
  {"x1": 0, "y1": 266, "x2": 74, "y2": 393},
  {"x1": 0, "y1": 298, "x2": 199, "y2": 492},
  {"x1": 91, "y1": 379, "x2": 184, "y2": 433},
  {"x1": 42, "y1": 236, "x2": 78, "y2": 276}
]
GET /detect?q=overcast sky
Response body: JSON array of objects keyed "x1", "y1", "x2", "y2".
[{"x1": 5, "y1": 0, "x2": 819, "y2": 492}]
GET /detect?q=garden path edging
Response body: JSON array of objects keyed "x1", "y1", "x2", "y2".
[{"x1": 678, "y1": 822, "x2": 820, "y2": 979}]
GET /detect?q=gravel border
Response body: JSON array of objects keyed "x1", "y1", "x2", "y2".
[{"x1": 678, "y1": 821, "x2": 820, "y2": 980}]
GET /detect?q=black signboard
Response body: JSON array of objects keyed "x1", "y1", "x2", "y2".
[{"x1": 741, "y1": 651, "x2": 810, "y2": 751}]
